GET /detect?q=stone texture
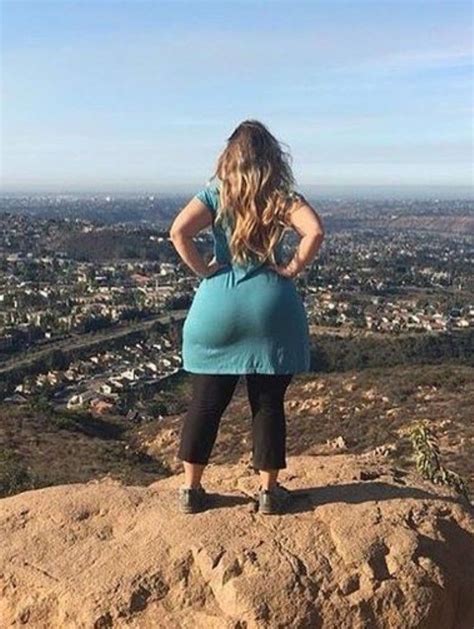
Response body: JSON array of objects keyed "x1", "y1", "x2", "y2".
[{"x1": 0, "y1": 453, "x2": 473, "y2": 628}]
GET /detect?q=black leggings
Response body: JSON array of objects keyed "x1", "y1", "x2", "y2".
[{"x1": 177, "y1": 373, "x2": 293, "y2": 470}]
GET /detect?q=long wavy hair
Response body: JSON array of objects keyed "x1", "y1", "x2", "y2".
[{"x1": 207, "y1": 119, "x2": 304, "y2": 266}]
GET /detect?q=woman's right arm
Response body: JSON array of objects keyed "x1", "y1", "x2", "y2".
[{"x1": 277, "y1": 195, "x2": 325, "y2": 279}]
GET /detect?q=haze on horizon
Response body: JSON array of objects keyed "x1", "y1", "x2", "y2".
[{"x1": 1, "y1": 0, "x2": 472, "y2": 195}]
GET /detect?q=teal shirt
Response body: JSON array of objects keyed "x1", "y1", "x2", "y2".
[{"x1": 182, "y1": 180, "x2": 311, "y2": 374}]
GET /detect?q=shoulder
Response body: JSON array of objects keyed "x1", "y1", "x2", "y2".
[
  {"x1": 283, "y1": 188, "x2": 308, "y2": 219},
  {"x1": 288, "y1": 189, "x2": 307, "y2": 205},
  {"x1": 287, "y1": 189, "x2": 317, "y2": 217},
  {"x1": 194, "y1": 180, "x2": 220, "y2": 213}
]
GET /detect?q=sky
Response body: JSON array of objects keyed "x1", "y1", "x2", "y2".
[{"x1": 0, "y1": 0, "x2": 473, "y2": 194}]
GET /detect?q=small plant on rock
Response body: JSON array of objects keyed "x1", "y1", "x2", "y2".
[{"x1": 409, "y1": 420, "x2": 470, "y2": 505}]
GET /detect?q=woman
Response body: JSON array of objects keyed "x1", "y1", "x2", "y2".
[{"x1": 170, "y1": 120, "x2": 325, "y2": 514}]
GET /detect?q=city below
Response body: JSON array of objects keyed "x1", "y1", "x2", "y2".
[{"x1": 0, "y1": 192, "x2": 472, "y2": 416}]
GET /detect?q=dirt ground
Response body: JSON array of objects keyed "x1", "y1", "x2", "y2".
[{"x1": 1, "y1": 361, "x2": 472, "y2": 501}]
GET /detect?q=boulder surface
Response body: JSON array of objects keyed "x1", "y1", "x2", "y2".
[{"x1": 1, "y1": 453, "x2": 473, "y2": 628}]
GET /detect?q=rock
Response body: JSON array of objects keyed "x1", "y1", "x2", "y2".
[
  {"x1": 290, "y1": 398, "x2": 326, "y2": 413},
  {"x1": 326, "y1": 435, "x2": 348, "y2": 451},
  {"x1": 343, "y1": 381, "x2": 357, "y2": 392},
  {"x1": 362, "y1": 443, "x2": 398, "y2": 459},
  {"x1": 0, "y1": 454, "x2": 473, "y2": 628},
  {"x1": 302, "y1": 381, "x2": 325, "y2": 394},
  {"x1": 362, "y1": 387, "x2": 378, "y2": 401}
]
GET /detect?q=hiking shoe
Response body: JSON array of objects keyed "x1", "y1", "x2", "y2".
[
  {"x1": 258, "y1": 482, "x2": 293, "y2": 515},
  {"x1": 178, "y1": 484, "x2": 210, "y2": 514}
]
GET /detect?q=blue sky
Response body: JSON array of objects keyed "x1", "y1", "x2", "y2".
[{"x1": 1, "y1": 0, "x2": 472, "y2": 193}]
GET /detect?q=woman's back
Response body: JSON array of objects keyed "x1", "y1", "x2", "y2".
[
  {"x1": 194, "y1": 179, "x2": 293, "y2": 284},
  {"x1": 182, "y1": 180, "x2": 311, "y2": 374}
]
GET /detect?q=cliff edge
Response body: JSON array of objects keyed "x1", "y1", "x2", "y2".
[{"x1": 1, "y1": 453, "x2": 473, "y2": 628}]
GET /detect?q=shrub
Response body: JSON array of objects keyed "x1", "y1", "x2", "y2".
[
  {"x1": 409, "y1": 421, "x2": 470, "y2": 505},
  {"x1": 0, "y1": 449, "x2": 33, "y2": 497}
]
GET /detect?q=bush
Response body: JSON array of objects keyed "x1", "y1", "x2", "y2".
[{"x1": 0, "y1": 449, "x2": 33, "y2": 497}]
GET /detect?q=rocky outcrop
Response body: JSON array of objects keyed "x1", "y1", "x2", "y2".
[{"x1": 1, "y1": 454, "x2": 473, "y2": 628}]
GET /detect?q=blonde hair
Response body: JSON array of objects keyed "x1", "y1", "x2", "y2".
[{"x1": 208, "y1": 119, "x2": 305, "y2": 266}]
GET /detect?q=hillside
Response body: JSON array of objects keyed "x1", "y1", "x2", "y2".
[{"x1": 1, "y1": 362, "x2": 473, "y2": 499}]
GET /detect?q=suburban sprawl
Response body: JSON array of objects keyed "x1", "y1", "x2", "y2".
[{"x1": 0, "y1": 194, "x2": 472, "y2": 416}]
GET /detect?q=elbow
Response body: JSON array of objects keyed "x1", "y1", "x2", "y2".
[
  {"x1": 169, "y1": 222, "x2": 194, "y2": 241},
  {"x1": 169, "y1": 225, "x2": 182, "y2": 241},
  {"x1": 317, "y1": 217, "x2": 325, "y2": 240},
  {"x1": 315, "y1": 214, "x2": 325, "y2": 240},
  {"x1": 309, "y1": 229, "x2": 325, "y2": 242},
  {"x1": 315, "y1": 223, "x2": 325, "y2": 242}
]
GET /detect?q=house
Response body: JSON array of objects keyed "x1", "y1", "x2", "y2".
[
  {"x1": 67, "y1": 390, "x2": 97, "y2": 409},
  {"x1": 3, "y1": 393, "x2": 28, "y2": 404},
  {"x1": 90, "y1": 398, "x2": 115, "y2": 416}
]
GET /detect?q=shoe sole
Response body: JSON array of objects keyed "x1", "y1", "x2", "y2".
[
  {"x1": 258, "y1": 495, "x2": 292, "y2": 515},
  {"x1": 178, "y1": 496, "x2": 212, "y2": 514},
  {"x1": 179, "y1": 507, "x2": 205, "y2": 513},
  {"x1": 259, "y1": 505, "x2": 287, "y2": 515},
  {"x1": 258, "y1": 499, "x2": 289, "y2": 515}
]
